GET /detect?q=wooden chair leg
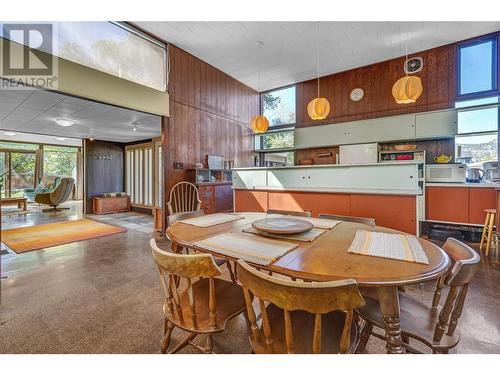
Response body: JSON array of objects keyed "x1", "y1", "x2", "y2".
[
  {"x1": 161, "y1": 321, "x2": 175, "y2": 353},
  {"x1": 169, "y1": 332, "x2": 197, "y2": 354},
  {"x1": 479, "y1": 212, "x2": 490, "y2": 251},
  {"x1": 356, "y1": 321, "x2": 373, "y2": 353},
  {"x1": 432, "y1": 276, "x2": 445, "y2": 310},
  {"x1": 205, "y1": 334, "x2": 214, "y2": 353},
  {"x1": 486, "y1": 213, "x2": 495, "y2": 257}
]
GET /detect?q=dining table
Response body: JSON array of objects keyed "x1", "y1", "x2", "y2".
[{"x1": 166, "y1": 211, "x2": 451, "y2": 354}]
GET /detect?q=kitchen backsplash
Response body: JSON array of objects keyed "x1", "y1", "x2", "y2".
[{"x1": 295, "y1": 139, "x2": 455, "y2": 166}]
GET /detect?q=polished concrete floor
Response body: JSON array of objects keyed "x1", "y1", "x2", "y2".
[{"x1": 0, "y1": 204, "x2": 499, "y2": 353}]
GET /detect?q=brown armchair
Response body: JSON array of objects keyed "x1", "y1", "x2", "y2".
[{"x1": 35, "y1": 177, "x2": 75, "y2": 211}]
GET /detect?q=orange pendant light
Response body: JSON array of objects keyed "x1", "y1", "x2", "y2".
[
  {"x1": 307, "y1": 97, "x2": 330, "y2": 120},
  {"x1": 250, "y1": 115, "x2": 269, "y2": 134},
  {"x1": 250, "y1": 41, "x2": 270, "y2": 134},
  {"x1": 392, "y1": 26, "x2": 423, "y2": 104},
  {"x1": 392, "y1": 75, "x2": 423, "y2": 104},
  {"x1": 308, "y1": 22, "x2": 331, "y2": 120}
]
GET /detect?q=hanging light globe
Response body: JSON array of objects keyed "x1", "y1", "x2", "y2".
[
  {"x1": 250, "y1": 115, "x2": 269, "y2": 134},
  {"x1": 392, "y1": 75, "x2": 423, "y2": 104},
  {"x1": 307, "y1": 97, "x2": 331, "y2": 120}
]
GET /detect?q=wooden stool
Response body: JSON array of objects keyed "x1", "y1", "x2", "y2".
[{"x1": 480, "y1": 209, "x2": 496, "y2": 256}]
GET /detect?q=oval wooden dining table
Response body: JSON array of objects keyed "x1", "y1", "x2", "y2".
[{"x1": 166, "y1": 212, "x2": 450, "y2": 354}]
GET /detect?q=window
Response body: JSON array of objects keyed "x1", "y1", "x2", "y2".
[
  {"x1": 43, "y1": 146, "x2": 78, "y2": 180},
  {"x1": 262, "y1": 152, "x2": 294, "y2": 167},
  {"x1": 457, "y1": 36, "x2": 498, "y2": 97},
  {"x1": 254, "y1": 130, "x2": 295, "y2": 167},
  {"x1": 255, "y1": 130, "x2": 294, "y2": 150},
  {"x1": 262, "y1": 86, "x2": 296, "y2": 127},
  {"x1": 1, "y1": 22, "x2": 167, "y2": 91},
  {"x1": 455, "y1": 97, "x2": 498, "y2": 167},
  {"x1": 125, "y1": 143, "x2": 155, "y2": 207}
]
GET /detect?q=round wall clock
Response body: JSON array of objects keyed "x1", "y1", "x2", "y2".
[{"x1": 350, "y1": 88, "x2": 364, "y2": 102}]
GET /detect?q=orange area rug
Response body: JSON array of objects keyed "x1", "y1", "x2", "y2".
[{"x1": 1, "y1": 219, "x2": 126, "y2": 253}]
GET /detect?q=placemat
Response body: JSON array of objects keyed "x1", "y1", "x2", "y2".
[
  {"x1": 179, "y1": 213, "x2": 244, "y2": 227},
  {"x1": 300, "y1": 217, "x2": 342, "y2": 229},
  {"x1": 243, "y1": 227, "x2": 326, "y2": 242},
  {"x1": 193, "y1": 232, "x2": 298, "y2": 266},
  {"x1": 347, "y1": 230, "x2": 429, "y2": 264}
]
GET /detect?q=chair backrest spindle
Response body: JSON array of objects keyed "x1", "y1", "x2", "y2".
[
  {"x1": 150, "y1": 239, "x2": 222, "y2": 330},
  {"x1": 432, "y1": 238, "x2": 480, "y2": 343},
  {"x1": 167, "y1": 182, "x2": 202, "y2": 216},
  {"x1": 237, "y1": 260, "x2": 364, "y2": 354}
]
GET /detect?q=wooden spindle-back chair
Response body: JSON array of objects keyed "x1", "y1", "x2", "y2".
[
  {"x1": 319, "y1": 213, "x2": 376, "y2": 226},
  {"x1": 356, "y1": 238, "x2": 480, "y2": 354},
  {"x1": 151, "y1": 239, "x2": 247, "y2": 354},
  {"x1": 167, "y1": 182, "x2": 202, "y2": 216},
  {"x1": 237, "y1": 260, "x2": 365, "y2": 354},
  {"x1": 266, "y1": 209, "x2": 312, "y2": 217}
]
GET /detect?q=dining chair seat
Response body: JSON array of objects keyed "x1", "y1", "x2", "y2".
[
  {"x1": 357, "y1": 293, "x2": 459, "y2": 351},
  {"x1": 250, "y1": 305, "x2": 359, "y2": 354},
  {"x1": 165, "y1": 277, "x2": 246, "y2": 334}
]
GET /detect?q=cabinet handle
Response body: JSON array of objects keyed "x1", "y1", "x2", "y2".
[{"x1": 410, "y1": 175, "x2": 414, "y2": 179}]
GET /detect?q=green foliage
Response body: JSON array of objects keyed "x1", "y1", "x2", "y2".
[
  {"x1": 262, "y1": 93, "x2": 281, "y2": 111},
  {"x1": 263, "y1": 131, "x2": 294, "y2": 149}
]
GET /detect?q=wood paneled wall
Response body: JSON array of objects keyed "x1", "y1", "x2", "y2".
[
  {"x1": 296, "y1": 44, "x2": 456, "y2": 128},
  {"x1": 165, "y1": 45, "x2": 259, "y2": 194},
  {"x1": 84, "y1": 140, "x2": 124, "y2": 214}
]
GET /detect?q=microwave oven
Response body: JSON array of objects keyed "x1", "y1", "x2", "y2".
[{"x1": 426, "y1": 164, "x2": 466, "y2": 183}]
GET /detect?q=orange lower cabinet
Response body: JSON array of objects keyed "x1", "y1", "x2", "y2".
[
  {"x1": 350, "y1": 194, "x2": 417, "y2": 235},
  {"x1": 234, "y1": 190, "x2": 268, "y2": 212},
  {"x1": 426, "y1": 187, "x2": 469, "y2": 224},
  {"x1": 468, "y1": 188, "x2": 496, "y2": 225},
  {"x1": 268, "y1": 191, "x2": 350, "y2": 217}
]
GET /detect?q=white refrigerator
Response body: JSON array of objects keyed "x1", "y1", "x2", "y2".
[{"x1": 338, "y1": 143, "x2": 379, "y2": 164}]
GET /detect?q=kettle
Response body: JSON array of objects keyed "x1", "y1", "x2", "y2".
[
  {"x1": 466, "y1": 168, "x2": 484, "y2": 183},
  {"x1": 434, "y1": 154, "x2": 452, "y2": 164}
]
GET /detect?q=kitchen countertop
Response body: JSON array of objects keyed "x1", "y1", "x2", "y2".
[
  {"x1": 426, "y1": 182, "x2": 498, "y2": 188},
  {"x1": 233, "y1": 161, "x2": 420, "y2": 170},
  {"x1": 232, "y1": 186, "x2": 419, "y2": 195}
]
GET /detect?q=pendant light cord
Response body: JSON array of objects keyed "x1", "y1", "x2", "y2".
[
  {"x1": 405, "y1": 23, "x2": 408, "y2": 77},
  {"x1": 317, "y1": 21, "x2": 320, "y2": 98}
]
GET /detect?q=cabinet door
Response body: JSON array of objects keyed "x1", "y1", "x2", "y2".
[
  {"x1": 347, "y1": 114, "x2": 416, "y2": 144},
  {"x1": 351, "y1": 194, "x2": 417, "y2": 234},
  {"x1": 234, "y1": 190, "x2": 268, "y2": 212},
  {"x1": 232, "y1": 170, "x2": 267, "y2": 189},
  {"x1": 349, "y1": 164, "x2": 418, "y2": 192},
  {"x1": 426, "y1": 187, "x2": 468, "y2": 223},
  {"x1": 415, "y1": 109, "x2": 457, "y2": 139},
  {"x1": 199, "y1": 185, "x2": 215, "y2": 214},
  {"x1": 468, "y1": 188, "x2": 496, "y2": 225},
  {"x1": 214, "y1": 184, "x2": 234, "y2": 212},
  {"x1": 268, "y1": 191, "x2": 350, "y2": 217},
  {"x1": 294, "y1": 123, "x2": 350, "y2": 148}
]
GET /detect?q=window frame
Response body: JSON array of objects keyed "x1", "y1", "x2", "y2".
[
  {"x1": 454, "y1": 96, "x2": 499, "y2": 166},
  {"x1": 260, "y1": 84, "x2": 297, "y2": 130},
  {"x1": 456, "y1": 33, "x2": 499, "y2": 100}
]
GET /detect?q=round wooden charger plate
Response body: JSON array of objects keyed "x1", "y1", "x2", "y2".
[{"x1": 252, "y1": 218, "x2": 313, "y2": 234}]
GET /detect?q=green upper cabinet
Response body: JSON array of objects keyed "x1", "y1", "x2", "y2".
[{"x1": 415, "y1": 109, "x2": 458, "y2": 139}]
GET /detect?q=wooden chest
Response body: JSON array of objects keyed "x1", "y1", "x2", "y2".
[{"x1": 93, "y1": 196, "x2": 131, "y2": 215}]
